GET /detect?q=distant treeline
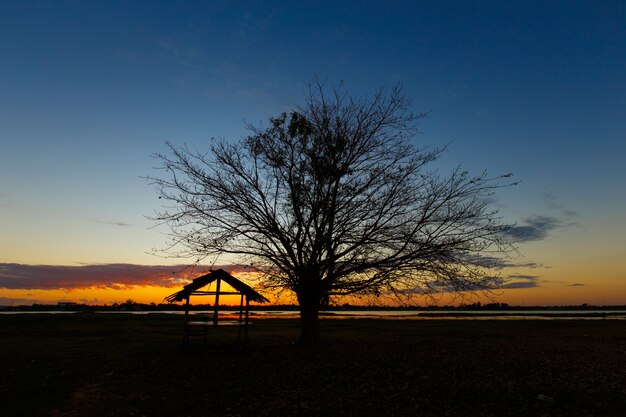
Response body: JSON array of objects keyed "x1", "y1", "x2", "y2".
[{"x1": 1, "y1": 300, "x2": 625, "y2": 312}]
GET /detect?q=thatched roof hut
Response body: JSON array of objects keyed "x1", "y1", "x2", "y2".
[
  {"x1": 164, "y1": 269, "x2": 269, "y2": 304},
  {"x1": 165, "y1": 269, "x2": 268, "y2": 343}
]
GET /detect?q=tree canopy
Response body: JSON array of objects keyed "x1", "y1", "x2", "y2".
[{"x1": 149, "y1": 81, "x2": 515, "y2": 343}]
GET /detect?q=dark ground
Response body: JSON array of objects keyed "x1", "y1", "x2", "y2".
[{"x1": 1, "y1": 314, "x2": 625, "y2": 417}]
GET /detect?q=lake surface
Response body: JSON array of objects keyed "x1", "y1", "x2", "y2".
[
  {"x1": 319, "y1": 310, "x2": 626, "y2": 319},
  {"x1": 3, "y1": 309, "x2": 626, "y2": 319}
]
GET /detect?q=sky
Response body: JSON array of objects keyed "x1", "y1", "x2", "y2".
[{"x1": 1, "y1": 0, "x2": 625, "y2": 306}]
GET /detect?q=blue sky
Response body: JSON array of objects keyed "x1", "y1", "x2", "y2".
[{"x1": 1, "y1": 1, "x2": 625, "y2": 305}]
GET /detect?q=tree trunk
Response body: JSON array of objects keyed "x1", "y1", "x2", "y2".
[
  {"x1": 296, "y1": 272, "x2": 323, "y2": 345},
  {"x1": 299, "y1": 301, "x2": 321, "y2": 345}
]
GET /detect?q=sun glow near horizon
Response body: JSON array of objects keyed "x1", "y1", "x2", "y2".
[{"x1": 1, "y1": 268, "x2": 624, "y2": 308}]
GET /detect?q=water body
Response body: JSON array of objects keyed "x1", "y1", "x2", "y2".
[
  {"x1": 319, "y1": 310, "x2": 626, "y2": 320},
  {"x1": 3, "y1": 310, "x2": 626, "y2": 319}
]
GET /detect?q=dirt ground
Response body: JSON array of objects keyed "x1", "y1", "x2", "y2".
[{"x1": 1, "y1": 314, "x2": 625, "y2": 416}]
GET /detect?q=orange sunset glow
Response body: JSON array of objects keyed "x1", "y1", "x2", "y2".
[{"x1": 2, "y1": 263, "x2": 624, "y2": 308}]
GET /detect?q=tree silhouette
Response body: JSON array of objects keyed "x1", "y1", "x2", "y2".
[{"x1": 149, "y1": 81, "x2": 515, "y2": 344}]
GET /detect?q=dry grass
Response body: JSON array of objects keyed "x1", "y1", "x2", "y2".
[{"x1": 1, "y1": 314, "x2": 625, "y2": 416}]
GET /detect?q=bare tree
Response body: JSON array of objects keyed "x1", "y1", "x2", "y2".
[{"x1": 149, "y1": 81, "x2": 515, "y2": 344}]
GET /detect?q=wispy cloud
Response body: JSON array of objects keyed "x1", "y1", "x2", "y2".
[
  {"x1": 507, "y1": 274, "x2": 539, "y2": 281},
  {"x1": 158, "y1": 38, "x2": 208, "y2": 69},
  {"x1": 91, "y1": 219, "x2": 133, "y2": 227},
  {"x1": 156, "y1": 31, "x2": 294, "y2": 111},
  {"x1": 501, "y1": 191, "x2": 580, "y2": 243},
  {"x1": 462, "y1": 254, "x2": 546, "y2": 270},
  {"x1": 488, "y1": 276, "x2": 540, "y2": 290},
  {"x1": 501, "y1": 215, "x2": 562, "y2": 242},
  {"x1": 569, "y1": 283, "x2": 586, "y2": 287},
  {"x1": 404, "y1": 271, "x2": 542, "y2": 294},
  {"x1": 498, "y1": 281, "x2": 539, "y2": 289},
  {"x1": 0, "y1": 263, "x2": 252, "y2": 290},
  {"x1": 543, "y1": 191, "x2": 578, "y2": 217}
]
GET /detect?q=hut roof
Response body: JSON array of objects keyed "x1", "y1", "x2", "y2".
[{"x1": 164, "y1": 269, "x2": 269, "y2": 303}]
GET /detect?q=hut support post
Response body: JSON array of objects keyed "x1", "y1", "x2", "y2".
[
  {"x1": 213, "y1": 278, "x2": 221, "y2": 326},
  {"x1": 238, "y1": 294, "x2": 244, "y2": 340},
  {"x1": 244, "y1": 298, "x2": 250, "y2": 342},
  {"x1": 184, "y1": 296, "x2": 190, "y2": 344}
]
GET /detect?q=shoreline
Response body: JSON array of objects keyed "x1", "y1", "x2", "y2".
[{"x1": 2, "y1": 309, "x2": 626, "y2": 319}]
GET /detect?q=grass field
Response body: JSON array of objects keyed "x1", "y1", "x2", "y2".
[{"x1": 1, "y1": 314, "x2": 625, "y2": 416}]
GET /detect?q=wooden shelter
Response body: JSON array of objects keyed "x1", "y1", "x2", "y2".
[{"x1": 165, "y1": 269, "x2": 269, "y2": 342}]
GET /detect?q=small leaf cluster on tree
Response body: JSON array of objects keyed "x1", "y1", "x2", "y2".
[{"x1": 149, "y1": 80, "x2": 515, "y2": 344}]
